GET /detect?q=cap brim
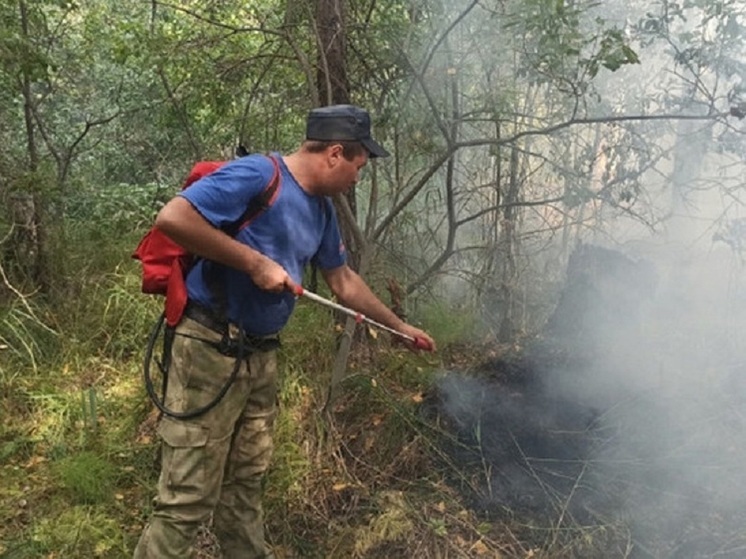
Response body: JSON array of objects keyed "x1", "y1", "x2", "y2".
[{"x1": 361, "y1": 137, "x2": 390, "y2": 158}]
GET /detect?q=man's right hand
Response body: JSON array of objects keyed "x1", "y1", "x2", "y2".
[{"x1": 246, "y1": 252, "x2": 296, "y2": 293}]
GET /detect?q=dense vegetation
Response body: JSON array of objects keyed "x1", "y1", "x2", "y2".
[{"x1": 2, "y1": 0, "x2": 746, "y2": 557}]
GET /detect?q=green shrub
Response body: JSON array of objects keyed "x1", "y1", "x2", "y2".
[
  {"x1": 56, "y1": 451, "x2": 116, "y2": 504},
  {"x1": 418, "y1": 300, "x2": 480, "y2": 345}
]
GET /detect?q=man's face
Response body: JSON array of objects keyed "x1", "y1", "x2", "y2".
[{"x1": 323, "y1": 147, "x2": 369, "y2": 195}]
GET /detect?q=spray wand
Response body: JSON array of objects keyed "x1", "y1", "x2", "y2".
[{"x1": 293, "y1": 285, "x2": 434, "y2": 351}]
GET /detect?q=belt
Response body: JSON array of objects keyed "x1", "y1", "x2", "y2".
[
  {"x1": 182, "y1": 300, "x2": 281, "y2": 354},
  {"x1": 183, "y1": 300, "x2": 228, "y2": 334}
]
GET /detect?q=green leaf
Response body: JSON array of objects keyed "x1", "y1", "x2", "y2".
[{"x1": 622, "y1": 45, "x2": 640, "y2": 64}]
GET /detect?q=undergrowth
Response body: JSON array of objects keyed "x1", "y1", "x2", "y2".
[{"x1": 0, "y1": 218, "x2": 622, "y2": 558}]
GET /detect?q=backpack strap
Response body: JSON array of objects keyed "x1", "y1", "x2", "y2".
[
  {"x1": 206, "y1": 154, "x2": 282, "y2": 318},
  {"x1": 224, "y1": 154, "x2": 281, "y2": 237}
]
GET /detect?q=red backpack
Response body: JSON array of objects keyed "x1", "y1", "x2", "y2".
[{"x1": 133, "y1": 155, "x2": 281, "y2": 327}]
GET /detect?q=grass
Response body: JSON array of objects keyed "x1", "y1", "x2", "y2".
[
  {"x1": 28, "y1": 506, "x2": 128, "y2": 558},
  {"x1": 0, "y1": 277, "x2": 507, "y2": 558},
  {"x1": 5, "y1": 214, "x2": 741, "y2": 558},
  {"x1": 0, "y1": 224, "x2": 626, "y2": 558},
  {"x1": 418, "y1": 298, "x2": 483, "y2": 346},
  {"x1": 56, "y1": 451, "x2": 117, "y2": 504}
]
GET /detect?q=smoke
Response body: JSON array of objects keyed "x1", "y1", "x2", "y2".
[
  {"x1": 408, "y1": 1, "x2": 746, "y2": 552},
  {"x1": 590, "y1": 244, "x2": 746, "y2": 555},
  {"x1": 432, "y1": 240, "x2": 746, "y2": 555}
]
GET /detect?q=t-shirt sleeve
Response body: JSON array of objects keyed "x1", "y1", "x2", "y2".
[
  {"x1": 313, "y1": 198, "x2": 347, "y2": 270},
  {"x1": 179, "y1": 155, "x2": 274, "y2": 229}
]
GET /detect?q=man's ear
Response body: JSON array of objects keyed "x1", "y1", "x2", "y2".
[{"x1": 327, "y1": 143, "x2": 344, "y2": 165}]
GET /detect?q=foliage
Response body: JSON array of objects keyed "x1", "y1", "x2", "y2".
[
  {"x1": 56, "y1": 451, "x2": 117, "y2": 504},
  {"x1": 635, "y1": 0, "x2": 746, "y2": 108},
  {"x1": 66, "y1": 181, "x2": 168, "y2": 231},
  {"x1": 505, "y1": 0, "x2": 640, "y2": 85},
  {"x1": 418, "y1": 299, "x2": 481, "y2": 345}
]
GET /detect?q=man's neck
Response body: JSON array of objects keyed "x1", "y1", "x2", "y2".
[{"x1": 283, "y1": 151, "x2": 322, "y2": 195}]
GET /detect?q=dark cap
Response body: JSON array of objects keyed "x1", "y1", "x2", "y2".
[{"x1": 306, "y1": 104, "x2": 390, "y2": 158}]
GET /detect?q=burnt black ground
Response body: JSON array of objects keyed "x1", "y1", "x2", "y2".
[{"x1": 423, "y1": 245, "x2": 746, "y2": 558}]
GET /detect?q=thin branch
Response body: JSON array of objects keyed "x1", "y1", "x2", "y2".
[
  {"x1": 398, "y1": 49, "x2": 452, "y2": 145},
  {"x1": 154, "y1": 1, "x2": 284, "y2": 37},
  {"x1": 373, "y1": 110, "x2": 733, "y2": 241},
  {"x1": 456, "y1": 196, "x2": 567, "y2": 228},
  {"x1": 0, "y1": 261, "x2": 56, "y2": 336}
]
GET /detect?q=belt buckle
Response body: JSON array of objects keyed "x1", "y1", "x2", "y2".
[{"x1": 228, "y1": 323, "x2": 242, "y2": 340}]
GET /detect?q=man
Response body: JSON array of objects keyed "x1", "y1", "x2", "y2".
[{"x1": 134, "y1": 104, "x2": 435, "y2": 558}]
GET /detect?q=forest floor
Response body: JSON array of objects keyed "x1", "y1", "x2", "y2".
[
  {"x1": 3, "y1": 243, "x2": 746, "y2": 558},
  {"x1": 0, "y1": 332, "x2": 648, "y2": 559},
  {"x1": 0, "y1": 312, "x2": 622, "y2": 559}
]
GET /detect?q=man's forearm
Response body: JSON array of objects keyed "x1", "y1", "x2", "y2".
[
  {"x1": 155, "y1": 197, "x2": 267, "y2": 277},
  {"x1": 327, "y1": 267, "x2": 406, "y2": 330},
  {"x1": 344, "y1": 287, "x2": 406, "y2": 330}
]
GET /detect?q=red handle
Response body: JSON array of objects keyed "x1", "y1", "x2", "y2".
[{"x1": 413, "y1": 336, "x2": 434, "y2": 352}]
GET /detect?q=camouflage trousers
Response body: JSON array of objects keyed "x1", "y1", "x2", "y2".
[{"x1": 134, "y1": 316, "x2": 278, "y2": 559}]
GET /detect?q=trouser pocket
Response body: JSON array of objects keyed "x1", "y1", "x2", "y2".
[{"x1": 157, "y1": 417, "x2": 209, "y2": 493}]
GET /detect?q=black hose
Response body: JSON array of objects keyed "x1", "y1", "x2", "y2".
[{"x1": 143, "y1": 313, "x2": 243, "y2": 419}]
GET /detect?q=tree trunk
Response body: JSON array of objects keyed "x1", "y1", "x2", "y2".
[
  {"x1": 496, "y1": 145, "x2": 521, "y2": 341},
  {"x1": 668, "y1": 111, "x2": 711, "y2": 240},
  {"x1": 12, "y1": 0, "x2": 49, "y2": 292},
  {"x1": 315, "y1": 0, "x2": 349, "y2": 107},
  {"x1": 315, "y1": 0, "x2": 362, "y2": 270}
]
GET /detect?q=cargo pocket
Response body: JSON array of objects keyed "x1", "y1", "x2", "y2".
[{"x1": 157, "y1": 417, "x2": 209, "y2": 494}]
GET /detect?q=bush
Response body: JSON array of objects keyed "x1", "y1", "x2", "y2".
[{"x1": 56, "y1": 451, "x2": 116, "y2": 504}]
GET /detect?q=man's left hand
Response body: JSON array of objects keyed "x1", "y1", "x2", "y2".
[{"x1": 400, "y1": 325, "x2": 436, "y2": 352}]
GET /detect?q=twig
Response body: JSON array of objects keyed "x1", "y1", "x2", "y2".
[
  {"x1": 0, "y1": 261, "x2": 56, "y2": 336},
  {"x1": 507, "y1": 428, "x2": 562, "y2": 511},
  {"x1": 550, "y1": 460, "x2": 588, "y2": 547}
]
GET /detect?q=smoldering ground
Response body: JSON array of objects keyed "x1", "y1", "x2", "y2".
[{"x1": 426, "y1": 244, "x2": 746, "y2": 558}]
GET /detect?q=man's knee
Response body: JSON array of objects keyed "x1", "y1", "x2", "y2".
[{"x1": 228, "y1": 414, "x2": 276, "y2": 479}]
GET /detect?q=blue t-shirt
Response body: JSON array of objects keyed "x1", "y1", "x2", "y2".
[{"x1": 180, "y1": 153, "x2": 346, "y2": 335}]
